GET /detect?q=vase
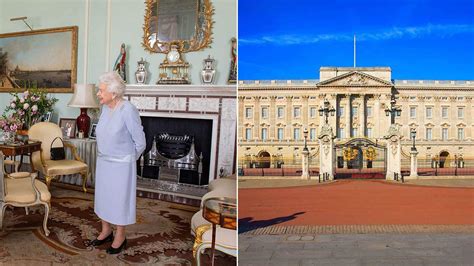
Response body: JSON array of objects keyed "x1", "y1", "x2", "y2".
[{"x1": 16, "y1": 129, "x2": 29, "y2": 143}]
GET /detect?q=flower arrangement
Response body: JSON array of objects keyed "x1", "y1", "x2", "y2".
[
  {"x1": 3, "y1": 88, "x2": 58, "y2": 130},
  {"x1": 0, "y1": 115, "x2": 22, "y2": 132}
]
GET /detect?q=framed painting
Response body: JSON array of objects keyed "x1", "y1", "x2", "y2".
[
  {"x1": 0, "y1": 26, "x2": 78, "y2": 93},
  {"x1": 59, "y1": 118, "x2": 77, "y2": 139}
]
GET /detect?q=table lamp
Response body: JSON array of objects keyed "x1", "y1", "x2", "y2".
[{"x1": 68, "y1": 84, "x2": 99, "y2": 138}]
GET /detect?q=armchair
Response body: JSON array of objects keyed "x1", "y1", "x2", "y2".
[
  {"x1": 28, "y1": 122, "x2": 89, "y2": 192},
  {"x1": 0, "y1": 151, "x2": 51, "y2": 236}
]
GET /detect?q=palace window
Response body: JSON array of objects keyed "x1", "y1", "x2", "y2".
[
  {"x1": 410, "y1": 107, "x2": 416, "y2": 118},
  {"x1": 458, "y1": 107, "x2": 464, "y2": 118},
  {"x1": 338, "y1": 106, "x2": 345, "y2": 117},
  {"x1": 310, "y1": 128, "x2": 317, "y2": 140},
  {"x1": 261, "y1": 128, "x2": 267, "y2": 140},
  {"x1": 245, "y1": 128, "x2": 252, "y2": 140},
  {"x1": 426, "y1": 128, "x2": 432, "y2": 140},
  {"x1": 352, "y1": 106, "x2": 358, "y2": 117},
  {"x1": 261, "y1": 107, "x2": 268, "y2": 119},
  {"x1": 293, "y1": 107, "x2": 301, "y2": 118},
  {"x1": 458, "y1": 128, "x2": 465, "y2": 140},
  {"x1": 277, "y1": 107, "x2": 284, "y2": 118},
  {"x1": 337, "y1": 128, "x2": 345, "y2": 139},
  {"x1": 277, "y1": 128, "x2": 284, "y2": 140},
  {"x1": 426, "y1": 107, "x2": 433, "y2": 119},
  {"x1": 367, "y1": 128, "x2": 373, "y2": 138},
  {"x1": 310, "y1": 107, "x2": 317, "y2": 118},
  {"x1": 366, "y1": 106, "x2": 373, "y2": 117},
  {"x1": 442, "y1": 107, "x2": 448, "y2": 119},
  {"x1": 293, "y1": 128, "x2": 300, "y2": 140},
  {"x1": 245, "y1": 107, "x2": 252, "y2": 119},
  {"x1": 442, "y1": 128, "x2": 448, "y2": 141}
]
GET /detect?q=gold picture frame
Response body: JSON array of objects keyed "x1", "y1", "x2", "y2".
[
  {"x1": 142, "y1": 0, "x2": 214, "y2": 53},
  {"x1": 0, "y1": 26, "x2": 78, "y2": 93}
]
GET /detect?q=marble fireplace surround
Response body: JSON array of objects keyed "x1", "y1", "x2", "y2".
[{"x1": 124, "y1": 85, "x2": 237, "y2": 198}]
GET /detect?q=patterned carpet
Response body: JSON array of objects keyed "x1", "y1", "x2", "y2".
[{"x1": 0, "y1": 187, "x2": 236, "y2": 265}]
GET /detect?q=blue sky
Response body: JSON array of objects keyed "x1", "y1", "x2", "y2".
[{"x1": 239, "y1": 0, "x2": 474, "y2": 80}]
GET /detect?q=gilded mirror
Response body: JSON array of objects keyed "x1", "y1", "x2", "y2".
[{"x1": 143, "y1": 0, "x2": 214, "y2": 53}]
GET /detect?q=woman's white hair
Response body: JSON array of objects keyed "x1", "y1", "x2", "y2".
[{"x1": 98, "y1": 71, "x2": 126, "y2": 98}]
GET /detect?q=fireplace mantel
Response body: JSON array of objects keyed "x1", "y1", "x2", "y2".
[
  {"x1": 125, "y1": 84, "x2": 236, "y2": 97},
  {"x1": 124, "y1": 84, "x2": 236, "y2": 185}
]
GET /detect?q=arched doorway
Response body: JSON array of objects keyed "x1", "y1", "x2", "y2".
[
  {"x1": 256, "y1": 151, "x2": 271, "y2": 168},
  {"x1": 439, "y1": 151, "x2": 449, "y2": 168}
]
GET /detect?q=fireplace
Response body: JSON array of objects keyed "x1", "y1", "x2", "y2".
[
  {"x1": 140, "y1": 116, "x2": 213, "y2": 185},
  {"x1": 125, "y1": 85, "x2": 236, "y2": 197}
]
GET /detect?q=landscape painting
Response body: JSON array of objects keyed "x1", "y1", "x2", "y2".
[{"x1": 0, "y1": 26, "x2": 77, "y2": 93}]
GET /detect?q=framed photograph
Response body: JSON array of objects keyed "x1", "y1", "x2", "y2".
[
  {"x1": 89, "y1": 123, "x2": 98, "y2": 139},
  {"x1": 0, "y1": 26, "x2": 78, "y2": 93},
  {"x1": 59, "y1": 118, "x2": 76, "y2": 138},
  {"x1": 42, "y1": 112, "x2": 52, "y2": 122}
]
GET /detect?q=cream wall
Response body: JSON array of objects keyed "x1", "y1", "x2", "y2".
[{"x1": 0, "y1": 0, "x2": 236, "y2": 121}]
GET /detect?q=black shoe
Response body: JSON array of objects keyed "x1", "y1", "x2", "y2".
[
  {"x1": 106, "y1": 238, "x2": 127, "y2": 254},
  {"x1": 89, "y1": 232, "x2": 114, "y2": 247}
]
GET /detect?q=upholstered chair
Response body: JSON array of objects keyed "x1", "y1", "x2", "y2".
[
  {"x1": 28, "y1": 122, "x2": 89, "y2": 192},
  {"x1": 0, "y1": 151, "x2": 51, "y2": 236}
]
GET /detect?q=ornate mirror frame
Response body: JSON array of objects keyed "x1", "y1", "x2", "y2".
[{"x1": 142, "y1": 0, "x2": 214, "y2": 53}]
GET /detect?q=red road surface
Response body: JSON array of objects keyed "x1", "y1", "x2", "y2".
[{"x1": 239, "y1": 180, "x2": 474, "y2": 226}]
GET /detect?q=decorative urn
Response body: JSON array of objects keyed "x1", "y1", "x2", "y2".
[
  {"x1": 135, "y1": 58, "x2": 148, "y2": 84},
  {"x1": 201, "y1": 55, "x2": 216, "y2": 84}
]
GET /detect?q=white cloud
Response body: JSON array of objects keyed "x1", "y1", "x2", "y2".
[{"x1": 239, "y1": 24, "x2": 474, "y2": 46}]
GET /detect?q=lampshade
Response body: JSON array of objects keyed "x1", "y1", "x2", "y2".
[{"x1": 68, "y1": 84, "x2": 99, "y2": 108}]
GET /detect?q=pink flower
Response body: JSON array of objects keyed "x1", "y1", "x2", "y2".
[
  {"x1": 23, "y1": 103, "x2": 29, "y2": 110},
  {"x1": 23, "y1": 90, "x2": 29, "y2": 97},
  {"x1": 19, "y1": 97, "x2": 25, "y2": 103},
  {"x1": 10, "y1": 103, "x2": 16, "y2": 108},
  {"x1": 32, "y1": 105, "x2": 38, "y2": 112}
]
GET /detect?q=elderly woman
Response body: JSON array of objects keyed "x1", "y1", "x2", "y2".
[{"x1": 89, "y1": 71, "x2": 146, "y2": 254}]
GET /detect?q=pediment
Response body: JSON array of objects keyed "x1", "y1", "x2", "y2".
[{"x1": 317, "y1": 71, "x2": 393, "y2": 86}]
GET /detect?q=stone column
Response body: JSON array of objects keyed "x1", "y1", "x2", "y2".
[
  {"x1": 318, "y1": 124, "x2": 335, "y2": 180},
  {"x1": 301, "y1": 149, "x2": 310, "y2": 179},
  {"x1": 345, "y1": 94, "x2": 351, "y2": 138},
  {"x1": 374, "y1": 94, "x2": 381, "y2": 139},
  {"x1": 302, "y1": 95, "x2": 309, "y2": 128},
  {"x1": 269, "y1": 96, "x2": 277, "y2": 140},
  {"x1": 329, "y1": 94, "x2": 337, "y2": 129},
  {"x1": 384, "y1": 125, "x2": 402, "y2": 180},
  {"x1": 360, "y1": 95, "x2": 366, "y2": 137},
  {"x1": 285, "y1": 96, "x2": 293, "y2": 140},
  {"x1": 238, "y1": 96, "x2": 245, "y2": 140},
  {"x1": 253, "y1": 96, "x2": 261, "y2": 139},
  {"x1": 407, "y1": 150, "x2": 419, "y2": 179}
]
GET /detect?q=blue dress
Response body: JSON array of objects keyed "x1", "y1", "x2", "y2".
[{"x1": 94, "y1": 100, "x2": 146, "y2": 225}]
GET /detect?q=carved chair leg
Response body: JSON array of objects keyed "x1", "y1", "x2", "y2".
[
  {"x1": 45, "y1": 175, "x2": 52, "y2": 188},
  {"x1": 41, "y1": 202, "x2": 50, "y2": 236},
  {"x1": 25, "y1": 207, "x2": 29, "y2": 215},
  {"x1": 81, "y1": 172, "x2": 88, "y2": 193},
  {"x1": 0, "y1": 203, "x2": 5, "y2": 231}
]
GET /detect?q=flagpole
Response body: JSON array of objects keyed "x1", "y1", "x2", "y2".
[{"x1": 354, "y1": 35, "x2": 356, "y2": 67}]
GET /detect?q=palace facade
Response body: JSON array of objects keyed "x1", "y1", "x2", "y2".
[{"x1": 238, "y1": 67, "x2": 474, "y2": 170}]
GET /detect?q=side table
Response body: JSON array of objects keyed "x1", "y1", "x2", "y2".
[
  {"x1": 0, "y1": 141, "x2": 42, "y2": 172},
  {"x1": 61, "y1": 138, "x2": 97, "y2": 187},
  {"x1": 202, "y1": 197, "x2": 237, "y2": 266}
]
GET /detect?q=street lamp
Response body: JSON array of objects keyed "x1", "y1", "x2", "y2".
[
  {"x1": 454, "y1": 154, "x2": 458, "y2": 176},
  {"x1": 318, "y1": 99, "x2": 336, "y2": 125},
  {"x1": 410, "y1": 128, "x2": 417, "y2": 151},
  {"x1": 303, "y1": 128, "x2": 309, "y2": 152},
  {"x1": 384, "y1": 94, "x2": 402, "y2": 124}
]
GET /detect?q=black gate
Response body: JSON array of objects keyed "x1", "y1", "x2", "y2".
[{"x1": 334, "y1": 138, "x2": 386, "y2": 179}]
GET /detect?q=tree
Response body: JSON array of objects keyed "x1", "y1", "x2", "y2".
[{"x1": 0, "y1": 49, "x2": 8, "y2": 76}]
